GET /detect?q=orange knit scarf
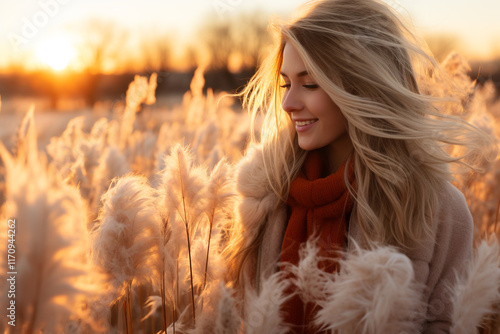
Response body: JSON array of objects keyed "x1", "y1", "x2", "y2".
[{"x1": 280, "y1": 150, "x2": 355, "y2": 333}]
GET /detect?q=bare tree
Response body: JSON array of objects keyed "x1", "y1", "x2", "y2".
[
  {"x1": 199, "y1": 16, "x2": 235, "y2": 72},
  {"x1": 72, "y1": 19, "x2": 128, "y2": 106},
  {"x1": 141, "y1": 33, "x2": 174, "y2": 72},
  {"x1": 75, "y1": 19, "x2": 128, "y2": 74},
  {"x1": 234, "y1": 10, "x2": 272, "y2": 72},
  {"x1": 196, "y1": 11, "x2": 272, "y2": 90}
]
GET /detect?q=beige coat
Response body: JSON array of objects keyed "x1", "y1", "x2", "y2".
[{"x1": 234, "y1": 145, "x2": 473, "y2": 333}]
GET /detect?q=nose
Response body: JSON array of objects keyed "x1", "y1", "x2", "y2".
[{"x1": 282, "y1": 89, "x2": 303, "y2": 114}]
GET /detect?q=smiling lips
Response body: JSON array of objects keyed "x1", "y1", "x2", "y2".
[{"x1": 294, "y1": 119, "x2": 318, "y2": 132}]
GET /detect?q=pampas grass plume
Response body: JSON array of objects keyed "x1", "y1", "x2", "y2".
[
  {"x1": 202, "y1": 158, "x2": 234, "y2": 287},
  {"x1": 158, "y1": 144, "x2": 210, "y2": 325},
  {"x1": 89, "y1": 146, "x2": 130, "y2": 224},
  {"x1": 0, "y1": 139, "x2": 93, "y2": 333},
  {"x1": 120, "y1": 74, "x2": 157, "y2": 149},
  {"x1": 214, "y1": 283, "x2": 240, "y2": 334},
  {"x1": 160, "y1": 144, "x2": 208, "y2": 237},
  {"x1": 12, "y1": 105, "x2": 39, "y2": 168},
  {"x1": 315, "y1": 243, "x2": 423, "y2": 334},
  {"x1": 186, "y1": 282, "x2": 239, "y2": 334},
  {"x1": 142, "y1": 296, "x2": 162, "y2": 321},
  {"x1": 451, "y1": 235, "x2": 500, "y2": 334},
  {"x1": 287, "y1": 239, "x2": 333, "y2": 304},
  {"x1": 244, "y1": 271, "x2": 292, "y2": 334},
  {"x1": 91, "y1": 174, "x2": 161, "y2": 297}
]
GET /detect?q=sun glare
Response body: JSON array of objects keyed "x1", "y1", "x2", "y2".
[{"x1": 35, "y1": 35, "x2": 76, "y2": 71}]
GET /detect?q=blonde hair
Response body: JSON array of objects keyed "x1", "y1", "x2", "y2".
[{"x1": 232, "y1": 0, "x2": 494, "y2": 282}]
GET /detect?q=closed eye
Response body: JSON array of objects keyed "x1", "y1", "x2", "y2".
[
  {"x1": 303, "y1": 84, "x2": 319, "y2": 90},
  {"x1": 280, "y1": 84, "x2": 291, "y2": 89}
]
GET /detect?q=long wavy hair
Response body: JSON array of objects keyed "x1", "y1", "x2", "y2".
[{"x1": 229, "y1": 0, "x2": 494, "y2": 285}]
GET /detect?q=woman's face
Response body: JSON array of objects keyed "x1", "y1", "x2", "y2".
[{"x1": 280, "y1": 43, "x2": 352, "y2": 169}]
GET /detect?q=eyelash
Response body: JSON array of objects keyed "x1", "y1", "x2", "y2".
[{"x1": 280, "y1": 84, "x2": 319, "y2": 90}]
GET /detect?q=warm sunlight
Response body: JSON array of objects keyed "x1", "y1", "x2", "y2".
[{"x1": 34, "y1": 35, "x2": 76, "y2": 71}]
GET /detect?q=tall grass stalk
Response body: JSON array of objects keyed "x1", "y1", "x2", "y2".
[
  {"x1": 202, "y1": 159, "x2": 233, "y2": 289},
  {"x1": 159, "y1": 144, "x2": 209, "y2": 327},
  {"x1": 0, "y1": 109, "x2": 94, "y2": 333},
  {"x1": 90, "y1": 174, "x2": 161, "y2": 333},
  {"x1": 179, "y1": 170, "x2": 197, "y2": 325}
]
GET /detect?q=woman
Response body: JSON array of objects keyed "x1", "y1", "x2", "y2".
[{"x1": 227, "y1": 0, "x2": 493, "y2": 332}]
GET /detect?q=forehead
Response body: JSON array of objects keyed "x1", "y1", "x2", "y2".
[{"x1": 281, "y1": 43, "x2": 308, "y2": 76}]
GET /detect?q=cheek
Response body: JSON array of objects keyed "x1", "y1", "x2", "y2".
[{"x1": 312, "y1": 93, "x2": 341, "y2": 120}]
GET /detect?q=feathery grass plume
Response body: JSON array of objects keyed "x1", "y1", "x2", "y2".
[
  {"x1": 440, "y1": 52, "x2": 475, "y2": 110},
  {"x1": 192, "y1": 121, "x2": 220, "y2": 164},
  {"x1": 191, "y1": 237, "x2": 214, "y2": 289},
  {"x1": 142, "y1": 296, "x2": 162, "y2": 321},
  {"x1": 186, "y1": 66, "x2": 206, "y2": 126},
  {"x1": 285, "y1": 239, "x2": 334, "y2": 305},
  {"x1": 188, "y1": 234, "x2": 227, "y2": 296},
  {"x1": 456, "y1": 81, "x2": 500, "y2": 235},
  {"x1": 15, "y1": 104, "x2": 38, "y2": 163},
  {"x1": 158, "y1": 143, "x2": 209, "y2": 326},
  {"x1": 120, "y1": 74, "x2": 157, "y2": 150},
  {"x1": 417, "y1": 52, "x2": 475, "y2": 116},
  {"x1": 106, "y1": 119, "x2": 122, "y2": 148},
  {"x1": 92, "y1": 145, "x2": 130, "y2": 195},
  {"x1": 315, "y1": 243, "x2": 423, "y2": 334},
  {"x1": 90, "y1": 174, "x2": 162, "y2": 332},
  {"x1": 186, "y1": 281, "x2": 219, "y2": 334},
  {"x1": 201, "y1": 158, "x2": 235, "y2": 288},
  {"x1": 188, "y1": 282, "x2": 241, "y2": 334},
  {"x1": 46, "y1": 115, "x2": 111, "y2": 214},
  {"x1": 46, "y1": 116, "x2": 87, "y2": 181},
  {"x1": 89, "y1": 117, "x2": 111, "y2": 143},
  {"x1": 212, "y1": 283, "x2": 241, "y2": 334},
  {"x1": 0, "y1": 119, "x2": 95, "y2": 333},
  {"x1": 153, "y1": 172, "x2": 183, "y2": 333},
  {"x1": 157, "y1": 322, "x2": 185, "y2": 334},
  {"x1": 146, "y1": 72, "x2": 158, "y2": 105},
  {"x1": 244, "y1": 271, "x2": 292, "y2": 334},
  {"x1": 451, "y1": 236, "x2": 500, "y2": 334},
  {"x1": 155, "y1": 121, "x2": 188, "y2": 175},
  {"x1": 181, "y1": 67, "x2": 212, "y2": 147},
  {"x1": 88, "y1": 146, "x2": 130, "y2": 228},
  {"x1": 127, "y1": 130, "x2": 158, "y2": 177}
]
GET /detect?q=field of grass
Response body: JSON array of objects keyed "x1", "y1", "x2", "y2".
[{"x1": 0, "y1": 55, "x2": 500, "y2": 333}]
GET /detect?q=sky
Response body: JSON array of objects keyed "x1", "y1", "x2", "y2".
[{"x1": 0, "y1": 0, "x2": 499, "y2": 70}]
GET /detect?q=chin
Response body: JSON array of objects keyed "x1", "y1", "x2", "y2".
[{"x1": 298, "y1": 142, "x2": 321, "y2": 151}]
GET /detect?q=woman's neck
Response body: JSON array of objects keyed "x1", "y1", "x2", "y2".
[{"x1": 322, "y1": 133, "x2": 354, "y2": 175}]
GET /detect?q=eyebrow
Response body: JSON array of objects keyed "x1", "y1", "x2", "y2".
[{"x1": 280, "y1": 70, "x2": 309, "y2": 78}]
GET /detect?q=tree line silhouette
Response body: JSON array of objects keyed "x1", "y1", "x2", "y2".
[{"x1": 0, "y1": 11, "x2": 498, "y2": 109}]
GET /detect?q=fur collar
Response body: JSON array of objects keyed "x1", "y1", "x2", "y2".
[{"x1": 234, "y1": 144, "x2": 281, "y2": 244}]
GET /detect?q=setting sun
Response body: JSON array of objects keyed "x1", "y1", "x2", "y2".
[{"x1": 34, "y1": 35, "x2": 76, "y2": 71}]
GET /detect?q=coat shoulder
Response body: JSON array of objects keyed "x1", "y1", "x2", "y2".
[
  {"x1": 433, "y1": 182, "x2": 473, "y2": 246},
  {"x1": 234, "y1": 144, "x2": 281, "y2": 241},
  {"x1": 236, "y1": 144, "x2": 274, "y2": 200}
]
